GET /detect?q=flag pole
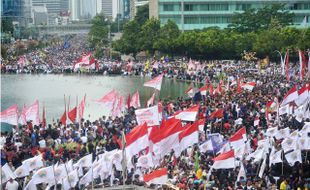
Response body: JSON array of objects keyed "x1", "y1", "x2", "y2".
[
  {"x1": 121, "y1": 128, "x2": 127, "y2": 186},
  {"x1": 76, "y1": 95, "x2": 78, "y2": 124},
  {"x1": 64, "y1": 94, "x2": 66, "y2": 126}
]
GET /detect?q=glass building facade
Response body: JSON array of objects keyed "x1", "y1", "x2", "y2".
[{"x1": 155, "y1": 0, "x2": 310, "y2": 30}]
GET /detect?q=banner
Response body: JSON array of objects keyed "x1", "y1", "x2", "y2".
[{"x1": 135, "y1": 105, "x2": 160, "y2": 126}]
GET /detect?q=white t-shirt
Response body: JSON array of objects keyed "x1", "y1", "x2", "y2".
[
  {"x1": 38, "y1": 139, "x2": 46, "y2": 148},
  {"x1": 81, "y1": 136, "x2": 87, "y2": 144},
  {"x1": 5, "y1": 180, "x2": 19, "y2": 190}
]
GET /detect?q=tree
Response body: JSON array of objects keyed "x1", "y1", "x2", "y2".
[
  {"x1": 154, "y1": 20, "x2": 180, "y2": 56},
  {"x1": 1, "y1": 17, "x2": 14, "y2": 34},
  {"x1": 88, "y1": 13, "x2": 109, "y2": 48},
  {"x1": 229, "y1": 4, "x2": 294, "y2": 32},
  {"x1": 112, "y1": 20, "x2": 141, "y2": 59},
  {"x1": 135, "y1": 4, "x2": 149, "y2": 26},
  {"x1": 140, "y1": 18, "x2": 160, "y2": 55}
]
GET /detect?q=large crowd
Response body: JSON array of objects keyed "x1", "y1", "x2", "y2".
[{"x1": 1, "y1": 35, "x2": 310, "y2": 190}]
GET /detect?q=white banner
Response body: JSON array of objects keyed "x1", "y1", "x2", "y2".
[{"x1": 135, "y1": 105, "x2": 160, "y2": 126}]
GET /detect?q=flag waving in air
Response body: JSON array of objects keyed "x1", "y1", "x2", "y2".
[
  {"x1": 0, "y1": 104, "x2": 18, "y2": 126},
  {"x1": 144, "y1": 74, "x2": 164, "y2": 91}
]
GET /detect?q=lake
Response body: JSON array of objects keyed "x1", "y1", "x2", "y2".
[{"x1": 1, "y1": 74, "x2": 191, "y2": 127}]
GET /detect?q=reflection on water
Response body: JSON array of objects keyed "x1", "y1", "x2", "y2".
[{"x1": 1, "y1": 74, "x2": 191, "y2": 123}]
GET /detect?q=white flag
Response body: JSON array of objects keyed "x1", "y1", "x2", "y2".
[
  {"x1": 79, "y1": 168, "x2": 93, "y2": 185},
  {"x1": 275, "y1": 127, "x2": 290, "y2": 140},
  {"x1": 54, "y1": 164, "x2": 67, "y2": 181},
  {"x1": 285, "y1": 149, "x2": 302, "y2": 166},
  {"x1": 269, "y1": 148, "x2": 283, "y2": 166},
  {"x1": 14, "y1": 164, "x2": 30, "y2": 178},
  {"x1": 137, "y1": 153, "x2": 154, "y2": 169},
  {"x1": 1, "y1": 163, "x2": 16, "y2": 184},
  {"x1": 298, "y1": 137, "x2": 310, "y2": 150},
  {"x1": 24, "y1": 179, "x2": 37, "y2": 190},
  {"x1": 258, "y1": 154, "x2": 267, "y2": 178},
  {"x1": 63, "y1": 169, "x2": 79, "y2": 190},
  {"x1": 135, "y1": 105, "x2": 160, "y2": 126},
  {"x1": 199, "y1": 140, "x2": 213, "y2": 153},
  {"x1": 77, "y1": 154, "x2": 93, "y2": 168},
  {"x1": 32, "y1": 166, "x2": 55, "y2": 184},
  {"x1": 22, "y1": 155, "x2": 44, "y2": 172},
  {"x1": 281, "y1": 137, "x2": 297, "y2": 152},
  {"x1": 237, "y1": 163, "x2": 246, "y2": 181}
]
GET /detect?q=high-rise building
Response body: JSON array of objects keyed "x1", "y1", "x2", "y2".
[
  {"x1": 32, "y1": 0, "x2": 62, "y2": 25},
  {"x1": 102, "y1": 0, "x2": 113, "y2": 18},
  {"x1": 150, "y1": 0, "x2": 310, "y2": 30},
  {"x1": 2, "y1": 0, "x2": 32, "y2": 27},
  {"x1": 130, "y1": 0, "x2": 148, "y2": 19}
]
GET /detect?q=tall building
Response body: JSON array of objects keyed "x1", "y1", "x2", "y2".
[
  {"x1": 2, "y1": 0, "x2": 32, "y2": 27},
  {"x1": 32, "y1": 0, "x2": 62, "y2": 25},
  {"x1": 150, "y1": 0, "x2": 310, "y2": 30},
  {"x1": 130, "y1": 0, "x2": 148, "y2": 19},
  {"x1": 102, "y1": 0, "x2": 113, "y2": 18}
]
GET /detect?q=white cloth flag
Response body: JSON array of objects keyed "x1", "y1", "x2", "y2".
[
  {"x1": 22, "y1": 155, "x2": 44, "y2": 172},
  {"x1": 269, "y1": 148, "x2": 283, "y2": 166},
  {"x1": 275, "y1": 128, "x2": 290, "y2": 140},
  {"x1": 63, "y1": 169, "x2": 79, "y2": 190},
  {"x1": 298, "y1": 137, "x2": 310, "y2": 150},
  {"x1": 54, "y1": 164, "x2": 67, "y2": 181},
  {"x1": 14, "y1": 164, "x2": 30, "y2": 178},
  {"x1": 76, "y1": 154, "x2": 93, "y2": 168},
  {"x1": 258, "y1": 154, "x2": 267, "y2": 178},
  {"x1": 266, "y1": 127, "x2": 278, "y2": 137},
  {"x1": 25, "y1": 100, "x2": 40, "y2": 125},
  {"x1": 285, "y1": 149, "x2": 302, "y2": 166},
  {"x1": 24, "y1": 179, "x2": 37, "y2": 190},
  {"x1": 32, "y1": 166, "x2": 55, "y2": 184},
  {"x1": 199, "y1": 140, "x2": 213, "y2": 153},
  {"x1": 79, "y1": 168, "x2": 93, "y2": 185},
  {"x1": 135, "y1": 105, "x2": 160, "y2": 126},
  {"x1": 1, "y1": 163, "x2": 16, "y2": 184},
  {"x1": 281, "y1": 137, "x2": 297, "y2": 152},
  {"x1": 137, "y1": 153, "x2": 154, "y2": 168},
  {"x1": 237, "y1": 163, "x2": 246, "y2": 182}
]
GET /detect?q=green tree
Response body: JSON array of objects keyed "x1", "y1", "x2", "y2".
[
  {"x1": 154, "y1": 20, "x2": 180, "y2": 56},
  {"x1": 140, "y1": 18, "x2": 160, "y2": 55},
  {"x1": 112, "y1": 20, "x2": 141, "y2": 59},
  {"x1": 229, "y1": 4, "x2": 294, "y2": 32},
  {"x1": 88, "y1": 13, "x2": 109, "y2": 48},
  {"x1": 1, "y1": 17, "x2": 14, "y2": 34},
  {"x1": 134, "y1": 4, "x2": 149, "y2": 26}
]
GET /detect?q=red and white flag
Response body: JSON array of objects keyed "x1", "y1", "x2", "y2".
[
  {"x1": 68, "y1": 107, "x2": 77, "y2": 123},
  {"x1": 199, "y1": 84, "x2": 209, "y2": 96},
  {"x1": 97, "y1": 90, "x2": 118, "y2": 109},
  {"x1": 25, "y1": 100, "x2": 40, "y2": 126},
  {"x1": 209, "y1": 109, "x2": 223, "y2": 120},
  {"x1": 135, "y1": 105, "x2": 160, "y2": 126},
  {"x1": 147, "y1": 93, "x2": 155, "y2": 107},
  {"x1": 78, "y1": 95, "x2": 86, "y2": 120},
  {"x1": 295, "y1": 84, "x2": 308, "y2": 106},
  {"x1": 143, "y1": 168, "x2": 168, "y2": 185},
  {"x1": 112, "y1": 95, "x2": 125, "y2": 118},
  {"x1": 144, "y1": 74, "x2": 164, "y2": 91},
  {"x1": 185, "y1": 87, "x2": 194, "y2": 97},
  {"x1": 18, "y1": 104, "x2": 27, "y2": 125},
  {"x1": 298, "y1": 50, "x2": 306, "y2": 80},
  {"x1": 0, "y1": 104, "x2": 18, "y2": 126},
  {"x1": 212, "y1": 150, "x2": 235, "y2": 169},
  {"x1": 130, "y1": 91, "x2": 141, "y2": 108},
  {"x1": 149, "y1": 118, "x2": 183, "y2": 157},
  {"x1": 281, "y1": 85, "x2": 298, "y2": 106},
  {"x1": 73, "y1": 53, "x2": 93, "y2": 70},
  {"x1": 241, "y1": 82, "x2": 256, "y2": 91},
  {"x1": 175, "y1": 105, "x2": 199, "y2": 121},
  {"x1": 178, "y1": 121, "x2": 199, "y2": 152},
  {"x1": 120, "y1": 123, "x2": 149, "y2": 159},
  {"x1": 229, "y1": 127, "x2": 247, "y2": 149}
]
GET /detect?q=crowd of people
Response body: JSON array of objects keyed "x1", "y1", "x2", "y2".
[{"x1": 1, "y1": 35, "x2": 310, "y2": 190}]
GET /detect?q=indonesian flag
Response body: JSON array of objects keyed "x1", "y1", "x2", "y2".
[
  {"x1": 285, "y1": 50, "x2": 290, "y2": 81},
  {"x1": 119, "y1": 123, "x2": 149, "y2": 160},
  {"x1": 147, "y1": 93, "x2": 155, "y2": 107},
  {"x1": 68, "y1": 107, "x2": 77, "y2": 123},
  {"x1": 149, "y1": 118, "x2": 183, "y2": 157},
  {"x1": 175, "y1": 105, "x2": 199, "y2": 121},
  {"x1": 73, "y1": 53, "x2": 93, "y2": 70},
  {"x1": 178, "y1": 121, "x2": 199, "y2": 152},
  {"x1": 209, "y1": 109, "x2": 223, "y2": 120},
  {"x1": 130, "y1": 91, "x2": 141, "y2": 108},
  {"x1": 96, "y1": 90, "x2": 118, "y2": 109},
  {"x1": 295, "y1": 84, "x2": 308, "y2": 106},
  {"x1": 18, "y1": 104, "x2": 27, "y2": 125},
  {"x1": 0, "y1": 104, "x2": 18, "y2": 126},
  {"x1": 241, "y1": 82, "x2": 256, "y2": 91},
  {"x1": 281, "y1": 85, "x2": 298, "y2": 106},
  {"x1": 112, "y1": 95, "x2": 125, "y2": 118},
  {"x1": 143, "y1": 168, "x2": 168, "y2": 185},
  {"x1": 25, "y1": 100, "x2": 40, "y2": 126},
  {"x1": 144, "y1": 74, "x2": 164, "y2": 91},
  {"x1": 199, "y1": 84, "x2": 209, "y2": 96},
  {"x1": 212, "y1": 150, "x2": 235, "y2": 169},
  {"x1": 254, "y1": 115, "x2": 260, "y2": 126},
  {"x1": 78, "y1": 95, "x2": 86, "y2": 120},
  {"x1": 299, "y1": 50, "x2": 306, "y2": 80},
  {"x1": 229, "y1": 127, "x2": 247, "y2": 149},
  {"x1": 185, "y1": 87, "x2": 194, "y2": 97}
]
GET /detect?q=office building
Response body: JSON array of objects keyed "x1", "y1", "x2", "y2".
[
  {"x1": 2, "y1": 0, "x2": 32, "y2": 27},
  {"x1": 130, "y1": 0, "x2": 148, "y2": 19},
  {"x1": 149, "y1": 0, "x2": 310, "y2": 30}
]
